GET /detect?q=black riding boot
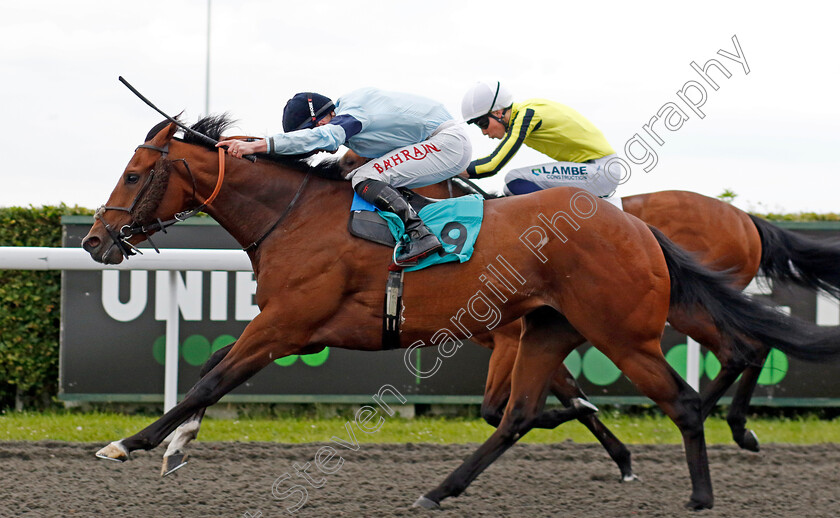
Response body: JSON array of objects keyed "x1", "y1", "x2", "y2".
[{"x1": 355, "y1": 180, "x2": 443, "y2": 264}]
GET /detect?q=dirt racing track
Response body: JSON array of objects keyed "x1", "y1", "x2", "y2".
[{"x1": 1, "y1": 441, "x2": 839, "y2": 517}]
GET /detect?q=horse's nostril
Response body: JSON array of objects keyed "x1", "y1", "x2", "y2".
[{"x1": 83, "y1": 236, "x2": 101, "y2": 252}]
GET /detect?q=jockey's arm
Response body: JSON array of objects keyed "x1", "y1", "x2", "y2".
[{"x1": 466, "y1": 107, "x2": 538, "y2": 179}]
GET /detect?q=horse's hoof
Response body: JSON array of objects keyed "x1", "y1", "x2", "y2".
[
  {"x1": 95, "y1": 441, "x2": 129, "y2": 462},
  {"x1": 161, "y1": 452, "x2": 189, "y2": 477},
  {"x1": 736, "y1": 429, "x2": 760, "y2": 452},
  {"x1": 684, "y1": 497, "x2": 713, "y2": 511},
  {"x1": 412, "y1": 495, "x2": 440, "y2": 509},
  {"x1": 572, "y1": 397, "x2": 599, "y2": 414},
  {"x1": 621, "y1": 473, "x2": 640, "y2": 483}
]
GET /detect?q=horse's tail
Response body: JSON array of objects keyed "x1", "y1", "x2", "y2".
[
  {"x1": 650, "y1": 225, "x2": 840, "y2": 363},
  {"x1": 749, "y1": 214, "x2": 840, "y2": 298}
]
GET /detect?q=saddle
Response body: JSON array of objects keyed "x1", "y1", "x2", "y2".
[
  {"x1": 347, "y1": 186, "x2": 485, "y2": 350},
  {"x1": 348, "y1": 188, "x2": 437, "y2": 247}
]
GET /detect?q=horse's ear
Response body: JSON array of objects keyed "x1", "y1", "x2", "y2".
[{"x1": 149, "y1": 122, "x2": 179, "y2": 147}]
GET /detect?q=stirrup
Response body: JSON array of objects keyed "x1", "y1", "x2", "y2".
[{"x1": 392, "y1": 236, "x2": 441, "y2": 267}]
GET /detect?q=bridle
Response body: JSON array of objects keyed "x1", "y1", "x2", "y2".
[
  {"x1": 104, "y1": 77, "x2": 310, "y2": 259},
  {"x1": 95, "y1": 139, "x2": 311, "y2": 260},
  {"x1": 94, "y1": 143, "x2": 226, "y2": 260}
]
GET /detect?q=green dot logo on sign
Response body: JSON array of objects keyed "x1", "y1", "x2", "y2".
[
  {"x1": 563, "y1": 349, "x2": 582, "y2": 378},
  {"x1": 665, "y1": 344, "x2": 705, "y2": 381},
  {"x1": 212, "y1": 335, "x2": 237, "y2": 353},
  {"x1": 582, "y1": 347, "x2": 621, "y2": 386},
  {"x1": 301, "y1": 347, "x2": 329, "y2": 367},
  {"x1": 274, "y1": 347, "x2": 330, "y2": 367},
  {"x1": 704, "y1": 349, "x2": 787, "y2": 386},
  {"x1": 154, "y1": 334, "x2": 234, "y2": 367},
  {"x1": 153, "y1": 335, "x2": 166, "y2": 365},
  {"x1": 181, "y1": 334, "x2": 211, "y2": 366},
  {"x1": 757, "y1": 349, "x2": 788, "y2": 385},
  {"x1": 704, "y1": 352, "x2": 721, "y2": 380},
  {"x1": 152, "y1": 336, "x2": 331, "y2": 368},
  {"x1": 274, "y1": 355, "x2": 298, "y2": 367}
]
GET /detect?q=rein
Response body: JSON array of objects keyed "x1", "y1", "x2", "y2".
[
  {"x1": 449, "y1": 176, "x2": 498, "y2": 199},
  {"x1": 243, "y1": 171, "x2": 311, "y2": 253},
  {"x1": 95, "y1": 145, "x2": 226, "y2": 260}
]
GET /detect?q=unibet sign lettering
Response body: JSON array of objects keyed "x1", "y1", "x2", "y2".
[{"x1": 102, "y1": 270, "x2": 260, "y2": 323}]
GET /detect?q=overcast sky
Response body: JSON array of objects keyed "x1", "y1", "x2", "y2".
[{"x1": 2, "y1": 0, "x2": 838, "y2": 213}]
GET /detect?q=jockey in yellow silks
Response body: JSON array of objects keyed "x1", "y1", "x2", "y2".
[{"x1": 461, "y1": 81, "x2": 621, "y2": 203}]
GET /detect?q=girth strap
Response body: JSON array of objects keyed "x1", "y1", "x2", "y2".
[{"x1": 382, "y1": 269, "x2": 404, "y2": 350}]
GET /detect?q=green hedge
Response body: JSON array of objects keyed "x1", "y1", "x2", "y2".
[
  {"x1": 0, "y1": 205, "x2": 92, "y2": 410},
  {"x1": 757, "y1": 212, "x2": 840, "y2": 222}
]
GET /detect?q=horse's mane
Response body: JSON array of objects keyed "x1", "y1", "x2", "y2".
[{"x1": 146, "y1": 114, "x2": 345, "y2": 181}]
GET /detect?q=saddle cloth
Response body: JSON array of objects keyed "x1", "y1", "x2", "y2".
[{"x1": 349, "y1": 192, "x2": 484, "y2": 272}]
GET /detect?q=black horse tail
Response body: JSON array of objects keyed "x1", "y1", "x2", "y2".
[
  {"x1": 749, "y1": 214, "x2": 840, "y2": 299},
  {"x1": 650, "y1": 225, "x2": 840, "y2": 363}
]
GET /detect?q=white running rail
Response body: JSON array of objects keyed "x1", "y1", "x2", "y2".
[{"x1": 0, "y1": 247, "x2": 252, "y2": 411}]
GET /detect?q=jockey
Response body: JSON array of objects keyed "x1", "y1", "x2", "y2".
[
  {"x1": 461, "y1": 81, "x2": 620, "y2": 201},
  {"x1": 218, "y1": 89, "x2": 472, "y2": 265}
]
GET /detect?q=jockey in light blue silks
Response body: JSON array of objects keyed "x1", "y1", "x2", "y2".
[{"x1": 218, "y1": 88, "x2": 472, "y2": 265}]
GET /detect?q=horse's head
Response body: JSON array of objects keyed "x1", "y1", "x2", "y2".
[{"x1": 82, "y1": 120, "x2": 196, "y2": 264}]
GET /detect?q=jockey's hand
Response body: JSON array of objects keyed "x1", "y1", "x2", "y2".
[
  {"x1": 216, "y1": 139, "x2": 266, "y2": 158},
  {"x1": 458, "y1": 171, "x2": 470, "y2": 179}
]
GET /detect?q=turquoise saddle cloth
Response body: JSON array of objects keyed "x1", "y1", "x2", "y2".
[{"x1": 350, "y1": 193, "x2": 484, "y2": 272}]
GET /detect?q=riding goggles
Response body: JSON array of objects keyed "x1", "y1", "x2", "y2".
[{"x1": 469, "y1": 113, "x2": 505, "y2": 130}]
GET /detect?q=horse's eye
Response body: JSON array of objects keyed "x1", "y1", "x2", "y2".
[{"x1": 125, "y1": 173, "x2": 141, "y2": 185}]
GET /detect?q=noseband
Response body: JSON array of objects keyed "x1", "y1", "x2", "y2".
[{"x1": 95, "y1": 144, "x2": 225, "y2": 260}]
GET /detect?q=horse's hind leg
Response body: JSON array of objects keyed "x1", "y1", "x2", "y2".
[
  {"x1": 613, "y1": 347, "x2": 713, "y2": 510},
  {"x1": 549, "y1": 369, "x2": 636, "y2": 481},
  {"x1": 161, "y1": 342, "x2": 234, "y2": 476},
  {"x1": 725, "y1": 357, "x2": 767, "y2": 452},
  {"x1": 415, "y1": 308, "x2": 579, "y2": 509}
]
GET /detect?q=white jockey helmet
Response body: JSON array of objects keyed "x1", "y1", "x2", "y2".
[{"x1": 461, "y1": 81, "x2": 514, "y2": 122}]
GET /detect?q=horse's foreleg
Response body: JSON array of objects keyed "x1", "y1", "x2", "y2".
[
  {"x1": 480, "y1": 327, "x2": 626, "y2": 478},
  {"x1": 549, "y1": 369, "x2": 636, "y2": 481},
  {"x1": 478, "y1": 331, "x2": 517, "y2": 428},
  {"x1": 415, "y1": 308, "x2": 574, "y2": 509},
  {"x1": 482, "y1": 350, "x2": 607, "y2": 430},
  {"x1": 161, "y1": 342, "x2": 235, "y2": 476},
  {"x1": 96, "y1": 315, "x2": 294, "y2": 462},
  {"x1": 480, "y1": 326, "x2": 596, "y2": 427}
]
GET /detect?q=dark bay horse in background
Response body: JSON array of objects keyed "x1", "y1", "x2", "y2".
[
  {"x1": 416, "y1": 180, "x2": 840, "y2": 479},
  {"x1": 82, "y1": 116, "x2": 840, "y2": 510}
]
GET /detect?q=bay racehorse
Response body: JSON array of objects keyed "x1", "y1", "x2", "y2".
[
  {"x1": 82, "y1": 116, "x2": 840, "y2": 510},
  {"x1": 415, "y1": 179, "x2": 840, "y2": 480}
]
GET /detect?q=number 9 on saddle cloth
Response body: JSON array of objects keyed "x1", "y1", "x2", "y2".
[{"x1": 348, "y1": 191, "x2": 484, "y2": 272}]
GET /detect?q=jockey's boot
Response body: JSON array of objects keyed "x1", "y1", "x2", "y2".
[{"x1": 355, "y1": 179, "x2": 443, "y2": 264}]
